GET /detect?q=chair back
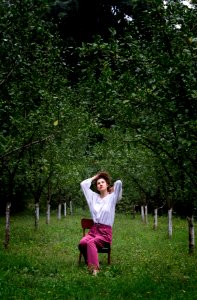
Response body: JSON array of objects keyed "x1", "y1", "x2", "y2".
[{"x1": 81, "y1": 218, "x2": 94, "y2": 236}]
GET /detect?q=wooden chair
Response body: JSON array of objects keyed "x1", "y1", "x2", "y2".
[{"x1": 78, "y1": 218, "x2": 111, "y2": 264}]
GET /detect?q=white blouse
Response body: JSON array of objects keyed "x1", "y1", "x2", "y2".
[{"x1": 80, "y1": 178, "x2": 122, "y2": 227}]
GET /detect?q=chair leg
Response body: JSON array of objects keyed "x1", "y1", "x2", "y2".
[
  {"x1": 79, "y1": 252, "x2": 82, "y2": 264},
  {"x1": 108, "y1": 250, "x2": 111, "y2": 264}
]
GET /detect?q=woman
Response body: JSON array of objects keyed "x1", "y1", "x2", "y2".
[{"x1": 78, "y1": 171, "x2": 122, "y2": 276}]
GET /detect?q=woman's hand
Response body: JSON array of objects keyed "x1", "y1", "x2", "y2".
[
  {"x1": 91, "y1": 174, "x2": 98, "y2": 181},
  {"x1": 108, "y1": 186, "x2": 114, "y2": 194}
]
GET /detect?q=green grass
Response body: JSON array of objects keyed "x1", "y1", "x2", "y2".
[{"x1": 0, "y1": 212, "x2": 196, "y2": 299}]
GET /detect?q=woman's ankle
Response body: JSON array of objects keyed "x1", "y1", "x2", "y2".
[
  {"x1": 88, "y1": 264, "x2": 99, "y2": 275},
  {"x1": 92, "y1": 269, "x2": 99, "y2": 276}
]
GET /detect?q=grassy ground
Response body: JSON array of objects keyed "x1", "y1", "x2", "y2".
[{"x1": 0, "y1": 211, "x2": 196, "y2": 300}]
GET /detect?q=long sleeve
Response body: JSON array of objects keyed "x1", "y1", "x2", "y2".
[
  {"x1": 113, "y1": 180, "x2": 122, "y2": 203},
  {"x1": 80, "y1": 178, "x2": 95, "y2": 205}
]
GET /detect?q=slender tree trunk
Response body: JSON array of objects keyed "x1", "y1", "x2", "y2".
[
  {"x1": 46, "y1": 202, "x2": 50, "y2": 224},
  {"x1": 35, "y1": 203, "x2": 39, "y2": 229},
  {"x1": 187, "y1": 216, "x2": 195, "y2": 254},
  {"x1": 4, "y1": 202, "x2": 11, "y2": 249},
  {"x1": 132, "y1": 204, "x2": 136, "y2": 219},
  {"x1": 70, "y1": 200, "x2": 73, "y2": 215},
  {"x1": 144, "y1": 205, "x2": 148, "y2": 224},
  {"x1": 141, "y1": 205, "x2": 145, "y2": 223},
  {"x1": 153, "y1": 208, "x2": 158, "y2": 230},
  {"x1": 63, "y1": 202, "x2": 67, "y2": 217},
  {"x1": 168, "y1": 208, "x2": 173, "y2": 239},
  {"x1": 46, "y1": 182, "x2": 51, "y2": 224},
  {"x1": 58, "y1": 203, "x2": 61, "y2": 219}
]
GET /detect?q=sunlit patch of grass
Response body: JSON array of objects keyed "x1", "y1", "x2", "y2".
[{"x1": 0, "y1": 212, "x2": 196, "y2": 299}]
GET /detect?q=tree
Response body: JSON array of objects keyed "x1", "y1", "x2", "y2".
[{"x1": 0, "y1": 0, "x2": 67, "y2": 244}]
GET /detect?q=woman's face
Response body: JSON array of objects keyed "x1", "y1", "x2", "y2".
[{"x1": 96, "y1": 178, "x2": 108, "y2": 193}]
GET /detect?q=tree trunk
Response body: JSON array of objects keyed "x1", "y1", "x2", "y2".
[
  {"x1": 153, "y1": 208, "x2": 158, "y2": 230},
  {"x1": 141, "y1": 205, "x2": 145, "y2": 223},
  {"x1": 57, "y1": 203, "x2": 61, "y2": 219},
  {"x1": 46, "y1": 201, "x2": 50, "y2": 224},
  {"x1": 4, "y1": 202, "x2": 11, "y2": 249},
  {"x1": 35, "y1": 203, "x2": 39, "y2": 229},
  {"x1": 63, "y1": 202, "x2": 67, "y2": 217},
  {"x1": 144, "y1": 205, "x2": 148, "y2": 224},
  {"x1": 168, "y1": 208, "x2": 173, "y2": 239},
  {"x1": 46, "y1": 182, "x2": 51, "y2": 224},
  {"x1": 187, "y1": 216, "x2": 195, "y2": 254},
  {"x1": 70, "y1": 200, "x2": 73, "y2": 215},
  {"x1": 131, "y1": 204, "x2": 136, "y2": 219}
]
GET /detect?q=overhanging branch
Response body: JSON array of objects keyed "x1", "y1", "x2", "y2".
[{"x1": 0, "y1": 135, "x2": 53, "y2": 160}]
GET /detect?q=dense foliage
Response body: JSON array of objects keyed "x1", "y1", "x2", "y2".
[{"x1": 0, "y1": 0, "x2": 196, "y2": 216}]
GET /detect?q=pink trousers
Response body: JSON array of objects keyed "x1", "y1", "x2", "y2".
[{"x1": 78, "y1": 223, "x2": 112, "y2": 269}]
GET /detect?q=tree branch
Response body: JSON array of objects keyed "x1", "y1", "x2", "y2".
[
  {"x1": 0, "y1": 67, "x2": 15, "y2": 86},
  {"x1": 0, "y1": 135, "x2": 53, "y2": 160}
]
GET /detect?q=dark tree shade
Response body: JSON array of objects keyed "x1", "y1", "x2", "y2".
[{"x1": 48, "y1": 0, "x2": 136, "y2": 43}]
